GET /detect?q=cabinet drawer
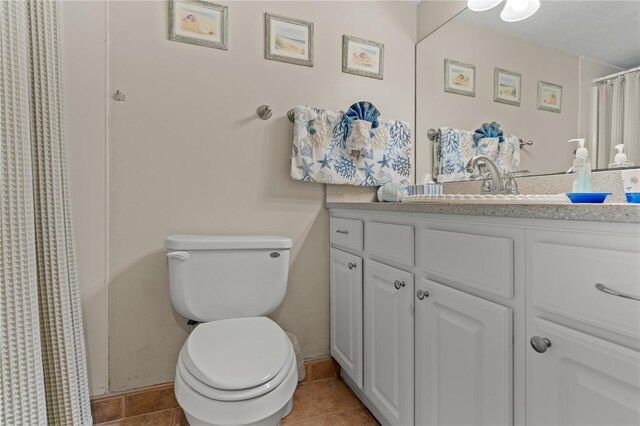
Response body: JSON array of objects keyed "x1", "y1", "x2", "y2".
[
  {"x1": 530, "y1": 241, "x2": 640, "y2": 339},
  {"x1": 419, "y1": 228, "x2": 514, "y2": 298},
  {"x1": 365, "y1": 222, "x2": 414, "y2": 267},
  {"x1": 330, "y1": 218, "x2": 363, "y2": 251}
]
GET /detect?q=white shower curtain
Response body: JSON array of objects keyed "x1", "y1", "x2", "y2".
[
  {"x1": 596, "y1": 70, "x2": 640, "y2": 165},
  {"x1": 623, "y1": 71, "x2": 640, "y2": 164},
  {"x1": 1, "y1": 1, "x2": 92, "y2": 425}
]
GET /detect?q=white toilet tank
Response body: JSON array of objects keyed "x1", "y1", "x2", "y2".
[{"x1": 166, "y1": 235, "x2": 292, "y2": 322}]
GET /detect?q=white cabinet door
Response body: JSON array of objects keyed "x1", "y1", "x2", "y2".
[
  {"x1": 527, "y1": 318, "x2": 640, "y2": 426},
  {"x1": 364, "y1": 260, "x2": 414, "y2": 426},
  {"x1": 330, "y1": 248, "x2": 363, "y2": 388},
  {"x1": 416, "y1": 279, "x2": 513, "y2": 426}
]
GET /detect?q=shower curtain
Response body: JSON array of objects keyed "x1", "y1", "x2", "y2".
[
  {"x1": 595, "y1": 70, "x2": 640, "y2": 165},
  {"x1": 1, "y1": 1, "x2": 92, "y2": 425}
]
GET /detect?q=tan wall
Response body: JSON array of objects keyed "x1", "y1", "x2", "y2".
[
  {"x1": 103, "y1": 1, "x2": 415, "y2": 392},
  {"x1": 416, "y1": 18, "x2": 581, "y2": 179},
  {"x1": 61, "y1": 0, "x2": 109, "y2": 396},
  {"x1": 417, "y1": 0, "x2": 466, "y2": 42}
]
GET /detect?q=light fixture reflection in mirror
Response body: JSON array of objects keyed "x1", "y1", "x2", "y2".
[
  {"x1": 467, "y1": 0, "x2": 541, "y2": 22},
  {"x1": 501, "y1": 0, "x2": 541, "y2": 22},
  {"x1": 467, "y1": 0, "x2": 504, "y2": 12}
]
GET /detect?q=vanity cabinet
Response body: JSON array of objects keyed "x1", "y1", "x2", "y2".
[
  {"x1": 329, "y1": 248, "x2": 363, "y2": 388},
  {"x1": 329, "y1": 211, "x2": 639, "y2": 426},
  {"x1": 415, "y1": 278, "x2": 512, "y2": 426},
  {"x1": 364, "y1": 260, "x2": 414, "y2": 426},
  {"x1": 527, "y1": 318, "x2": 640, "y2": 426}
]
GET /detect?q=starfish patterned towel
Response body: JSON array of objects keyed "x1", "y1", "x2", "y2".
[
  {"x1": 290, "y1": 105, "x2": 412, "y2": 186},
  {"x1": 434, "y1": 127, "x2": 520, "y2": 183}
]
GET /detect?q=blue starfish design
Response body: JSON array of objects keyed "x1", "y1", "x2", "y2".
[
  {"x1": 317, "y1": 155, "x2": 332, "y2": 169},
  {"x1": 359, "y1": 161, "x2": 375, "y2": 177},
  {"x1": 297, "y1": 159, "x2": 314, "y2": 181},
  {"x1": 377, "y1": 154, "x2": 390, "y2": 169}
]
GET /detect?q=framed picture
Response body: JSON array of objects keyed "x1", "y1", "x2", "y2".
[
  {"x1": 537, "y1": 81, "x2": 562, "y2": 113},
  {"x1": 342, "y1": 35, "x2": 384, "y2": 80},
  {"x1": 265, "y1": 13, "x2": 313, "y2": 67},
  {"x1": 169, "y1": 0, "x2": 228, "y2": 50},
  {"x1": 444, "y1": 59, "x2": 476, "y2": 97},
  {"x1": 494, "y1": 68, "x2": 521, "y2": 106}
]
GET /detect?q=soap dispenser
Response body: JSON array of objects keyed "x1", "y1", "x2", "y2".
[
  {"x1": 568, "y1": 138, "x2": 592, "y2": 192},
  {"x1": 608, "y1": 144, "x2": 635, "y2": 168}
]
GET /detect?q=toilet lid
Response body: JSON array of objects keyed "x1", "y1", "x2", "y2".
[{"x1": 182, "y1": 317, "x2": 290, "y2": 390}]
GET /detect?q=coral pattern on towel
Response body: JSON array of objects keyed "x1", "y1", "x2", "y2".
[
  {"x1": 434, "y1": 127, "x2": 520, "y2": 182},
  {"x1": 291, "y1": 104, "x2": 412, "y2": 186}
]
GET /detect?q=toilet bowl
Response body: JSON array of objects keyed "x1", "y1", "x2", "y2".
[
  {"x1": 174, "y1": 317, "x2": 298, "y2": 426},
  {"x1": 166, "y1": 235, "x2": 296, "y2": 426}
]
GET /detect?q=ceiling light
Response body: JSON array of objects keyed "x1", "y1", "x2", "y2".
[
  {"x1": 500, "y1": 0, "x2": 541, "y2": 22},
  {"x1": 467, "y1": 0, "x2": 504, "y2": 12}
]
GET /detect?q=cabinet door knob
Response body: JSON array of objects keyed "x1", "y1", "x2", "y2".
[
  {"x1": 348, "y1": 262, "x2": 357, "y2": 270},
  {"x1": 417, "y1": 289, "x2": 429, "y2": 300},
  {"x1": 394, "y1": 280, "x2": 406, "y2": 290},
  {"x1": 530, "y1": 336, "x2": 551, "y2": 353}
]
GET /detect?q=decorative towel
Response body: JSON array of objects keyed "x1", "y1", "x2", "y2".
[
  {"x1": 434, "y1": 127, "x2": 520, "y2": 182},
  {"x1": 291, "y1": 103, "x2": 412, "y2": 186}
]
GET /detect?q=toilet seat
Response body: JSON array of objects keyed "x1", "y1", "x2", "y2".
[{"x1": 178, "y1": 317, "x2": 293, "y2": 401}]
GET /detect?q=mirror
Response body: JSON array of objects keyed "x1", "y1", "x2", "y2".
[{"x1": 415, "y1": 1, "x2": 640, "y2": 183}]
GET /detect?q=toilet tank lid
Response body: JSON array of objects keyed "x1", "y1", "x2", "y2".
[{"x1": 165, "y1": 235, "x2": 292, "y2": 250}]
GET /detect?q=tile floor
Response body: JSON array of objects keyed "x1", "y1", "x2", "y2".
[
  {"x1": 281, "y1": 376, "x2": 379, "y2": 426},
  {"x1": 92, "y1": 358, "x2": 379, "y2": 425}
]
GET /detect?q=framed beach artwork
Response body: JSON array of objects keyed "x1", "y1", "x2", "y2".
[
  {"x1": 169, "y1": 0, "x2": 228, "y2": 50},
  {"x1": 537, "y1": 81, "x2": 562, "y2": 113},
  {"x1": 265, "y1": 13, "x2": 313, "y2": 67},
  {"x1": 342, "y1": 35, "x2": 384, "y2": 80},
  {"x1": 444, "y1": 59, "x2": 475, "y2": 97},
  {"x1": 494, "y1": 68, "x2": 521, "y2": 106}
]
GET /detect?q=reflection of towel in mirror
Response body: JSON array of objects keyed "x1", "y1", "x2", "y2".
[
  {"x1": 290, "y1": 106, "x2": 412, "y2": 186},
  {"x1": 435, "y1": 128, "x2": 520, "y2": 183}
]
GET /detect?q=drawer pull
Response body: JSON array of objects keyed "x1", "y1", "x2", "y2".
[
  {"x1": 335, "y1": 230, "x2": 349, "y2": 235},
  {"x1": 394, "y1": 280, "x2": 406, "y2": 290},
  {"x1": 595, "y1": 283, "x2": 640, "y2": 301},
  {"x1": 348, "y1": 262, "x2": 357, "y2": 270},
  {"x1": 530, "y1": 336, "x2": 551, "y2": 353}
]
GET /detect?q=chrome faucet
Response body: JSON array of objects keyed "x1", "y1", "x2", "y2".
[
  {"x1": 465, "y1": 156, "x2": 529, "y2": 195},
  {"x1": 466, "y1": 156, "x2": 506, "y2": 193}
]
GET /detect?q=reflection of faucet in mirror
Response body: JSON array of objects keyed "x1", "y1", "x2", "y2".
[{"x1": 466, "y1": 156, "x2": 530, "y2": 195}]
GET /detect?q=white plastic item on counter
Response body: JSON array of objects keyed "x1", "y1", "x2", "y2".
[
  {"x1": 567, "y1": 138, "x2": 592, "y2": 193},
  {"x1": 608, "y1": 144, "x2": 635, "y2": 168}
]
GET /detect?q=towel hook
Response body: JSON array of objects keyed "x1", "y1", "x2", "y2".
[
  {"x1": 257, "y1": 105, "x2": 273, "y2": 120},
  {"x1": 287, "y1": 109, "x2": 296, "y2": 122}
]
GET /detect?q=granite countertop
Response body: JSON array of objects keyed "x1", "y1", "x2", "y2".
[{"x1": 325, "y1": 201, "x2": 640, "y2": 223}]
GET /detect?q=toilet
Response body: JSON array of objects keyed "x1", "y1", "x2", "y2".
[{"x1": 166, "y1": 235, "x2": 298, "y2": 426}]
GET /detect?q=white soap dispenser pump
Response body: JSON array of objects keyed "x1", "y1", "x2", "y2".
[
  {"x1": 568, "y1": 138, "x2": 592, "y2": 192},
  {"x1": 608, "y1": 144, "x2": 635, "y2": 168}
]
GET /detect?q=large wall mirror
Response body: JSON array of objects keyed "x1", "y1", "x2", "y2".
[{"x1": 415, "y1": 1, "x2": 640, "y2": 183}]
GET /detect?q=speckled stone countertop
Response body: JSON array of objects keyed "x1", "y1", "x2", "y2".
[{"x1": 325, "y1": 201, "x2": 640, "y2": 223}]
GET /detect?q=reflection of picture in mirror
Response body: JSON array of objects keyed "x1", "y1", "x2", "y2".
[
  {"x1": 537, "y1": 81, "x2": 562, "y2": 113},
  {"x1": 494, "y1": 68, "x2": 521, "y2": 106},
  {"x1": 444, "y1": 59, "x2": 476, "y2": 96},
  {"x1": 169, "y1": 0, "x2": 228, "y2": 50}
]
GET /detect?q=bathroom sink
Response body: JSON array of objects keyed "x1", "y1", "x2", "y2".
[{"x1": 402, "y1": 193, "x2": 570, "y2": 204}]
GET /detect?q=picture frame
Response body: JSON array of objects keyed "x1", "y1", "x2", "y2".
[
  {"x1": 169, "y1": 0, "x2": 228, "y2": 50},
  {"x1": 444, "y1": 59, "x2": 476, "y2": 97},
  {"x1": 537, "y1": 81, "x2": 562, "y2": 113},
  {"x1": 265, "y1": 13, "x2": 314, "y2": 67},
  {"x1": 494, "y1": 68, "x2": 521, "y2": 106},
  {"x1": 342, "y1": 35, "x2": 384, "y2": 80}
]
